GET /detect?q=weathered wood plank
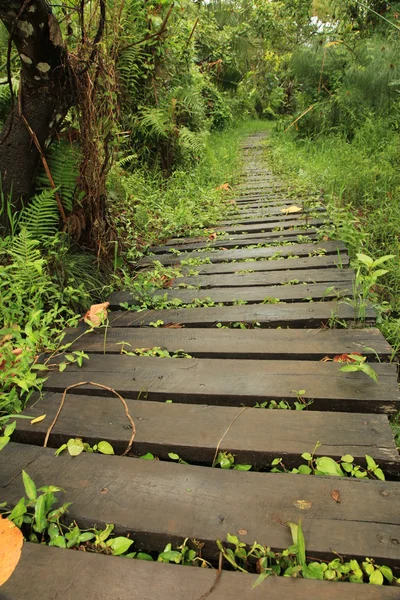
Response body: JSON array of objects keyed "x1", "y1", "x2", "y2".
[
  {"x1": 3, "y1": 544, "x2": 399, "y2": 600},
  {"x1": 166, "y1": 219, "x2": 328, "y2": 244},
  {"x1": 43, "y1": 355, "x2": 399, "y2": 412},
  {"x1": 138, "y1": 241, "x2": 348, "y2": 267},
  {"x1": 151, "y1": 230, "x2": 319, "y2": 253},
  {"x1": 181, "y1": 254, "x2": 350, "y2": 274},
  {"x1": 173, "y1": 267, "x2": 354, "y2": 288},
  {"x1": 15, "y1": 393, "x2": 400, "y2": 473},
  {"x1": 218, "y1": 213, "x2": 322, "y2": 226},
  {"x1": 64, "y1": 326, "x2": 392, "y2": 360},
  {"x1": 110, "y1": 282, "x2": 353, "y2": 308},
  {"x1": 1, "y1": 444, "x2": 400, "y2": 564},
  {"x1": 107, "y1": 301, "x2": 373, "y2": 328}
]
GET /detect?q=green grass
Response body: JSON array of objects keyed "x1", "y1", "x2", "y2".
[{"x1": 266, "y1": 118, "x2": 400, "y2": 353}]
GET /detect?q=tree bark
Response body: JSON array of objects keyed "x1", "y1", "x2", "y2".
[{"x1": 0, "y1": 0, "x2": 73, "y2": 226}]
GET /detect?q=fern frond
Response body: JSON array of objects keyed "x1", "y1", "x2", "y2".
[
  {"x1": 138, "y1": 107, "x2": 172, "y2": 139},
  {"x1": 36, "y1": 141, "x2": 80, "y2": 212},
  {"x1": 178, "y1": 127, "x2": 207, "y2": 154},
  {"x1": 18, "y1": 189, "x2": 60, "y2": 239}
]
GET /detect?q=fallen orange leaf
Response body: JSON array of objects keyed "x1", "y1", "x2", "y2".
[
  {"x1": 333, "y1": 352, "x2": 362, "y2": 363},
  {"x1": 84, "y1": 302, "x2": 110, "y2": 327},
  {"x1": 237, "y1": 529, "x2": 248, "y2": 535},
  {"x1": 0, "y1": 515, "x2": 23, "y2": 586},
  {"x1": 161, "y1": 323, "x2": 184, "y2": 328},
  {"x1": 216, "y1": 183, "x2": 232, "y2": 191},
  {"x1": 331, "y1": 489, "x2": 341, "y2": 503},
  {"x1": 209, "y1": 233, "x2": 217, "y2": 241}
]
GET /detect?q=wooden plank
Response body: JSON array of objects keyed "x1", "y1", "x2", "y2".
[
  {"x1": 110, "y1": 282, "x2": 353, "y2": 308},
  {"x1": 150, "y1": 230, "x2": 320, "y2": 253},
  {"x1": 15, "y1": 393, "x2": 400, "y2": 473},
  {"x1": 149, "y1": 227, "x2": 318, "y2": 254},
  {"x1": 182, "y1": 254, "x2": 349, "y2": 275},
  {"x1": 218, "y1": 213, "x2": 322, "y2": 226},
  {"x1": 138, "y1": 241, "x2": 348, "y2": 267},
  {"x1": 64, "y1": 326, "x2": 392, "y2": 360},
  {"x1": 1, "y1": 444, "x2": 400, "y2": 564},
  {"x1": 43, "y1": 355, "x2": 399, "y2": 412},
  {"x1": 173, "y1": 267, "x2": 354, "y2": 288},
  {"x1": 107, "y1": 301, "x2": 373, "y2": 328},
  {"x1": 3, "y1": 544, "x2": 399, "y2": 600},
  {"x1": 166, "y1": 219, "x2": 327, "y2": 244}
]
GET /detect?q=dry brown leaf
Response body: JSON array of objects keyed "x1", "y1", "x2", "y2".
[
  {"x1": 332, "y1": 352, "x2": 362, "y2": 363},
  {"x1": 320, "y1": 356, "x2": 332, "y2": 362},
  {"x1": 237, "y1": 529, "x2": 248, "y2": 535},
  {"x1": 220, "y1": 247, "x2": 229, "y2": 251},
  {"x1": 293, "y1": 499, "x2": 312, "y2": 510},
  {"x1": 281, "y1": 205, "x2": 303, "y2": 215},
  {"x1": 216, "y1": 183, "x2": 232, "y2": 191},
  {"x1": 100, "y1": 487, "x2": 109, "y2": 494},
  {"x1": 230, "y1": 199, "x2": 236, "y2": 205},
  {"x1": 84, "y1": 302, "x2": 110, "y2": 327},
  {"x1": 0, "y1": 516, "x2": 23, "y2": 586},
  {"x1": 30, "y1": 414, "x2": 46, "y2": 425},
  {"x1": 209, "y1": 233, "x2": 217, "y2": 241},
  {"x1": 161, "y1": 323, "x2": 184, "y2": 328},
  {"x1": 331, "y1": 489, "x2": 341, "y2": 503}
]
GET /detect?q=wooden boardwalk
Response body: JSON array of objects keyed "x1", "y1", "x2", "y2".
[{"x1": 2, "y1": 133, "x2": 400, "y2": 598}]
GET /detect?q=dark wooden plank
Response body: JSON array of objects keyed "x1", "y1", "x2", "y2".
[
  {"x1": 138, "y1": 241, "x2": 348, "y2": 267},
  {"x1": 3, "y1": 544, "x2": 399, "y2": 600},
  {"x1": 1, "y1": 444, "x2": 400, "y2": 564},
  {"x1": 151, "y1": 230, "x2": 320, "y2": 253},
  {"x1": 181, "y1": 254, "x2": 350, "y2": 274},
  {"x1": 173, "y1": 267, "x2": 354, "y2": 288},
  {"x1": 110, "y1": 282, "x2": 353, "y2": 308},
  {"x1": 107, "y1": 301, "x2": 373, "y2": 329},
  {"x1": 15, "y1": 393, "x2": 400, "y2": 473},
  {"x1": 218, "y1": 213, "x2": 323, "y2": 226},
  {"x1": 166, "y1": 219, "x2": 327, "y2": 245},
  {"x1": 43, "y1": 355, "x2": 399, "y2": 412},
  {"x1": 64, "y1": 326, "x2": 392, "y2": 360}
]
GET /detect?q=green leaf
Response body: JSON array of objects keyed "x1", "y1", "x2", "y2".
[
  {"x1": 106, "y1": 536, "x2": 134, "y2": 556},
  {"x1": 369, "y1": 569, "x2": 384, "y2": 585},
  {"x1": 301, "y1": 452, "x2": 312, "y2": 461},
  {"x1": 78, "y1": 532, "x2": 95, "y2": 542},
  {"x1": 365, "y1": 455, "x2": 377, "y2": 470},
  {"x1": 296, "y1": 520, "x2": 306, "y2": 567},
  {"x1": 22, "y1": 470, "x2": 37, "y2": 501},
  {"x1": 234, "y1": 463, "x2": 252, "y2": 471},
  {"x1": 158, "y1": 550, "x2": 182, "y2": 563},
  {"x1": 136, "y1": 552, "x2": 154, "y2": 561},
  {"x1": 67, "y1": 438, "x2": 85, "y2": 456},
  {"x1": 298, "y1": 464, "x2": 312, "y2": 475},
  {"x1": 374, "y1": 468, "x2": 385, "y2": 481},
  {"x1": 52, "y1": 535, "x2": 67, "y2": 548},
  {"x1": 379, "y1": 565, "x2": 393, "y2": 582},
  {"x1": 55, "y1": 444, "x2": 67, "y2": 456},
  {"x1": 9, "y1": 497, "x2": 27, "y2": 523},
  {"x1": 97, "y1": 441, "x2": 115, "y2": 455},
  {"x1": 34, "y1": 494, "x2": 48, "y2": 533},
  {"x1": 371, "y1": 255, "x2": 395, "y2": 267},
  {"x1": 4, "y1": 421, "x2": 16, "y2": 437},
  {"x1": 271, "y1": 458, "x2": 282, "y2": 466},
  {"x1": 315, "y1": 456, "x2": 344, "y2": 477},
  {"x1": 140, "y1": 453, "x2": 155, "y2": 460},
  {"x1": 251, "y1": 571, "x2": 271, "y2": 588},
  {"x1": 168, "y1": 453, "x2": 180, "y2": 460},
  {"x1": 340, "y1": 454, "x2": 354, "y2": 463},
  {"x1": 356, "y1": 253, "x2": 374, "y2": 267}
]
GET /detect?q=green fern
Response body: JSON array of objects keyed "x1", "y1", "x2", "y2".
[
  {"x1": 138, "y1": 107, "x2": 172, "y2": 139},
  {"x1": 18, "y1": 189, "x2": 59, "y2": 240},
  {"x1": 178, "y1": 127, "x2": 207, "y2": 155},
  {"x1": 36, "y1": 141, "x2": 80, "y2": 212},
  {"x1": 7, "y1": 229, "x2": 48, "y2": 290}
]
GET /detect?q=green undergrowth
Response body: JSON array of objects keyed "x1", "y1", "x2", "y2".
[
  {"x1": 265, "y1": 124, "x2": 400, "y2": 448},
  {"x1": 1, "y1": 471, "x2": 398, "y2": 587}
]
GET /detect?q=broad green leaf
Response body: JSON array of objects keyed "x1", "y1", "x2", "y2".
[
  {"x1": 67, "y1": 438, "x2": 85, "y2": 456},
  {"x1": 107, "y1": 536, "x2": 134, "y2": 556},
  {"x1": 168, "y1": 453, "x2": 180, "y2": 460},
  {"x1": 356, "y1": 253, "x2": 374, "y2": 267},
  {"x1": 365, "y1": 455, "x2": 377, "y2": 470},
  {"x1": 296, "y1": 520, "x2": 306, "y2": 566},
  {"x1": 374, "y1": 468, "x2": 385, "y2": 481},
  {"x1": 78, "y1": 532, "x2": 95, "y2": 542},
  {"x1": 315, "y1": 456, "x2": 344, "y2": 477},
  {"x1": 379, "y1": 565, "x2": 393, "y2": 582},
  {"x1": 271, "y1": 458, "x2": 281, "y2": 466},
  {"x1": 340, "y1": 454, "x2": 354, "y2": 463},
  {"x1": 234, "y1": 463, "x2": 252, "y2": 471},
  {"x1": 97, "y1": 441, "x2": 115, "y2": 455},
  {"x1": 369, "y1": 569, "x2": 384, "y2": 585},
  {"x1": 158, "y1": 550, "x2": 182, "y2": 563},
  {"x1": 140, "y1": 453, "x2": 155, "y2": 460},
  {"x1": 301, "y1": 452, "x2": 312, "y2": 461},
  {"x1": 298, "y1": 464, "x2": 312, "y2": 475},
  {"x1": 52, "y1": 535, "x2": 67, "y2": 548},
  {"x1": 22, "y1": 470, "x2": 37, "y2": 501},
  {"x1": 4, "y1": 421, "x2": 16, "y2": 437},
  {"x1": 226, "y1": 533, "x2": 240, "y2": 545},
  {"x1": 136, "y1": 552, "x2": 154, "y2": 561},
  {"x1": 251, "y1": 571, "x2": 271, "y2": 588},
  {"x1": 96, "y1": 523, "x2": 114, "y2": 543},
  {"x1": 372, "y1": 255, "x2": 395, "y2": 267}
]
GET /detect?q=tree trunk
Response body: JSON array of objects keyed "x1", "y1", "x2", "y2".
[{"x1": 0, "y1": 0, "x2": 73, "y2": 227}]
